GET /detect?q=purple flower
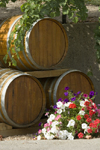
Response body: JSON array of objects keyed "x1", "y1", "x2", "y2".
[
  {"x1": 58, "y1": 98, "x2": 62, "y2": 102},
  {"x1": 38, "y1": 122, "x2": 42, "y2": 127},
  {"x1": 53, "y1": 105, "x2": 57, "y2": 109},
  {"x1": 98, "y1": 104, "x2": 100, "y2": 107},
  {"x1": 65, "y1": 86, "x2": 69, "y2": 90},
  {"x1": 64, "y1": 98, "x2": 69, "y2": 103},
  {"x1": 64, "y1": 92, "x2": 68, "y2": 96},
  {"x1": 74, "y1": 93, "x2": 77, "y2": 96},
  {"x1": 77, "y1": 91, "x2": 81, "y2": 95},
  {"x1": 89, "y1": 91, "x2": 94, "y2": 98},
  {"x1": 71, "y1": 97, "x2": 76, "y2": 101},
  {"x1": 83, "y1": 94, "x2": 88, "y2": 98}
]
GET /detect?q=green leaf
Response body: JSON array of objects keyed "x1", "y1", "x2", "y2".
[{"x1": 3, "y1": 55, "x2": 8, "y2": 64}]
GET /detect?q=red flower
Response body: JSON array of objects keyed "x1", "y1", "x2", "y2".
[
  {"x1": 86, "y1": 118, "x2": 92, "y2": 123},
  {"x1": 94, "y1": 119, "x2": 100, "y2": 124},
  {"x1": 93, "y1": 103, "x2": 97, "y2": 109},
  {"x1": 76, "y1": 115, "x2": 81, "y2": 120},
  {"x1": 84, "y1": 101, "x2": 90, "y2": 106},
  {"x1": 89, "y1": 99, "x2": 93, "y2": 103},
  {"x1": 89, "y1": 110, "x2": 95, "y2": 116},
  {"x1": 84, "y1": 114, "x2": 89, "y2": 119},
  {"x1": 81, "y1": 108, "x2": 85, "y2": 111},
  {"x1": 87, "y1": 129, "x2": 92, "y2": 133},
  {"x1": 69, "y1": 103, "x2": 76, "y2": 109},
  {"x1": 78, "y1": 132, "x2": 84, "y2": 139},
  {"x1": 95, "y1": 129, "x2": 98, "y2": 133},
  {"x1": 87, "y1": 106, "x2": 92, "y2": 111},
  {"x1": 89, "y1": 122, "x2": 97, "y2": 128}
]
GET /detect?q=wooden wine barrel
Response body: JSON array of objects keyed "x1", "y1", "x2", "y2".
[
  {"x1": 43, "y1": 69, "x2": 94, "y2": 108},
  {"x1": 0, "y1": 68, "x2": 46, "y2": 127},
  {"x1": 0, "y1": 16, "x2": 68, "y2": 71}
]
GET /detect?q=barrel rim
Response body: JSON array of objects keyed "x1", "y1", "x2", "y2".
[
  {"x1": 0, "y1": 72, "x2": 46, "y2": 127},
  {"x1": 53, "y1": 69, "x2": 95, "y2": 105},
  {"x1": 25, "y1": 17, "x2": 68, "y2": 69}
]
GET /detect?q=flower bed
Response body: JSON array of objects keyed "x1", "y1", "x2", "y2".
[{"x1": 35, "y1": 87, "x2": 100, "y2": 140}]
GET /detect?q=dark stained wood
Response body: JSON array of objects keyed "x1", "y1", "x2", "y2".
[
  {"x1": 29, "y1": 18, "x2": 68, "y2": 68},
  {"x1": 0, "y1": 119, "x2": 47, "y2": 137},
  {"x1": 25, "y1": 69, "x2": 69, "y2": 78},
  {"x1": 0, "y1": 17, "x2": 68, "y2": 71},
  {"x1": 56, "y1": 71, "x2": 94, "y2": 101},
  {"x1": 40, "y1": 70, "x2": 94, "y2": 109},
  {"x1": 0, "y1": 69, "x2": 46, "y2": 127}
]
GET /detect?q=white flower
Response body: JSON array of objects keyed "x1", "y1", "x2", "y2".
[
  {"x1": 80, "y1": 101, "x2": 85, "y2": 107},
  {"x1": 57, "y1": 101, "x2": 63, "y2": 108},
  {"x1": 49, "y1": 114, "x2": 55, "y2": 121},
  {"x1": 42, "y1": 128, "x2": 46, "y2": 135},
  {"x1": 79, "y1": 110, "x2": 85, "y2": 115},
  {"x1": 85, "y1": 99, "x2": 89, "y2": 102},
  {"x1": 61, "y1": 104, "x2": 65, "y2": 110},
  {"x1": 47, "y1": 118, "x2": 52, "y2": 123},
  {"x1": 37, "y1": 135, "x2": 41, "y2": 140},
  {"x1": 45, "y1": 132, "x2": 54, "y2": 140},
  {"x1": 63, "y1": 130, "x2": 69, "y2": 137},
  {"x1": 64, "y1": 102, "x2": 71, "y2": 107},
  {"x1": 51, "y1": 121, "x2": 59, "y2": 127},
  {"x1": 58, "y1": 131, "x2": 67, "y2": 140},
  {"x1": 82, "y1": 123, "x2": 88, "y2": 129},
  {"x1": 67, "y1": 133, "x2": 74, "y2": 140},
  {"x1": 50, "y1": 126, "x2": 59, "y2": 134},
  {"x1": 84, "y1": 126, "x2": 90, "y2": 134},
  {"x1": 57, "y1": 109, "x2": 62, "y2": 114},
  {"x1": 67, "y1": 119, "x2": 75, "y2": 127}
]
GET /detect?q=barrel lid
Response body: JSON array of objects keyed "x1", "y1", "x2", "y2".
[
  {"x1": 25, "y1": 18, "x2": 68, "y2": 69},
  {"x1": 53, "y1": 70, "x2": 94, "y2": 104},
  {"x1": 1, "y1": 73, "x2": 46, "y2": 127}
]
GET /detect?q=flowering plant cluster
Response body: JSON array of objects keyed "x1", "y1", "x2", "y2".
[{"x1": 36, "y1": 87, "x2": 100, "y2": 140}]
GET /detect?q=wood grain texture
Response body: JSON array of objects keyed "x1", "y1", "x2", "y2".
[
  {"x1": 0, "y1": 16, "x2": 68, "y2": 71},
  {"x1": 29, "y1": 18, "x2": 68, "y2": 69},
  {"x1": 41, "y1": 70, "x2": 94, "y2": 108},
  {"x1": 0, "y1": 119, "x2": 47, "y2": 137},
  {"x1": 0, "y1": 68, "x2": 46, "y2": 127},
  {"x1": 25, "y1": 69, "x2": 69, "y2": 78}
]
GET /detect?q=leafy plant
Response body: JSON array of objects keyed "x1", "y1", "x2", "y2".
[
  {"x1": 35, "y1": 87, "x2": 100, "y2": 140},
  {"x1": 1, "y1": 0, "x2": 89, "y2": 66}
]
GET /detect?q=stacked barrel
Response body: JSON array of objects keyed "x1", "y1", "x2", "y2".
[{"x1": 0, "y1": 16, "x2": 94, "y2": 127}]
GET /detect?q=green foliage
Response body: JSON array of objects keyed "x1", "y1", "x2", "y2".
[
  {"x1": 0, "y1": 0, "x2": 17, "y2": 7},
  {"x1": 0, "y1": 0, "x2": 90, "y2": 66}
]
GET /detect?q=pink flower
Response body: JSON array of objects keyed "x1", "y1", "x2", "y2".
[
  {"x1": 83, "y1": 94, "x2": 88, "y2": 98},
  {"x1": 47, "y1": 127, "x2": 51, "y2": 132},
  {"x1": 48, "y1": 121, "x2": 52, "y2": 126},
  {"x1": 55, "y1": 115, "x2": 61, "y2": 121},
  {"x1": 54, "y1": 111, "x2": 57, "y2": 114},
  {"x1": 44, "y1": 123, "x2": 49, "y2": 128},
  {"x1": 38, "y1": 129, "x2": 42, "y2": 134},
  {"x1": 45, "y1": 112, "x2": 49, "y2": 116}
]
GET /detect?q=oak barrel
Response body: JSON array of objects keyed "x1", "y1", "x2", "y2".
[
  {"x1": 43, "y1": 69, "x2": 94, "y2": 108},
  {"x1": 0, "y1": 16, "x2": 68, "y2": 71},
  {"x1": 0, "y1": 68, "x2": 46, "y2": 127}
]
